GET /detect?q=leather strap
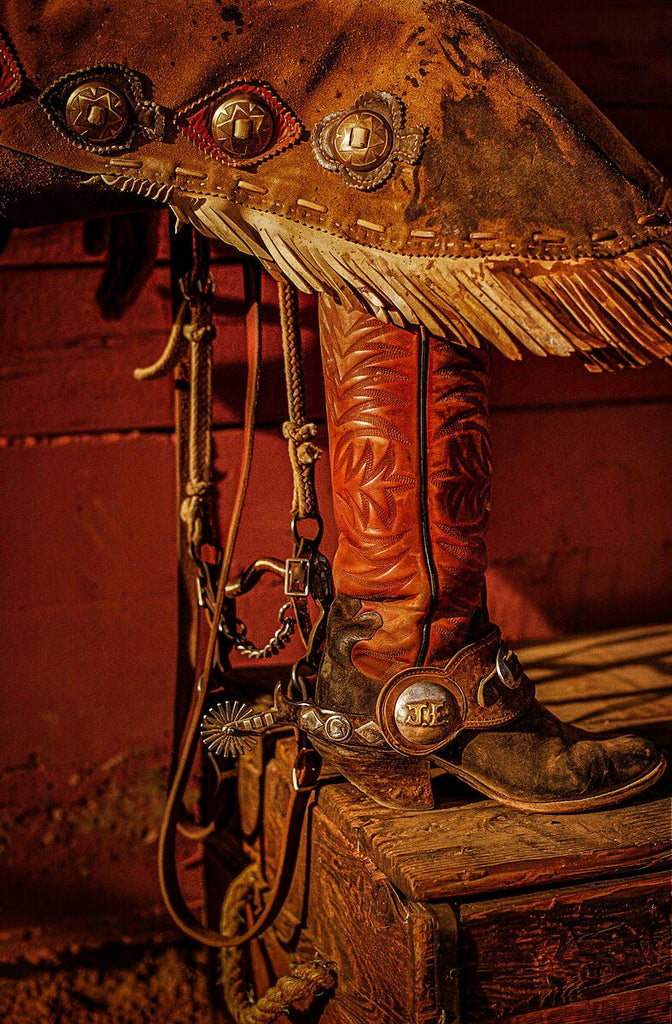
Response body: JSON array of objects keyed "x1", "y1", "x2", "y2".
[
  {"x1": 170, "y1": 225, "x2": 204, "y2": 785},
  {"x1": 251, "y1": 630, "x2": 534, "y2": 758},
  {"x1": 158, "y1": 259, "x2": 317, "y2": 948}
]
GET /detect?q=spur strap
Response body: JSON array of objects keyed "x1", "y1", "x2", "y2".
[{"x1": 214, "y1": 630, "x2": 535, "y2": 761}]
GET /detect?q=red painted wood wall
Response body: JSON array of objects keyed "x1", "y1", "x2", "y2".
[{"x1": 1, "y1": 0, "x2": 671, "y2": 953}]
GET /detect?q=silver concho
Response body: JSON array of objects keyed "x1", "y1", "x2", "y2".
[
  {"x1": 312, "y1": 90, "x2": 425, "y2": 191},
  {"x1": 324, "y1": 714, "x2": 353, "y2": 742},
  {"x1": 395, "y1": 682, "x2": 457, "y2": 744},
  {"x1": 377, "y1": 670, "x2": 465, "y2": 756}
]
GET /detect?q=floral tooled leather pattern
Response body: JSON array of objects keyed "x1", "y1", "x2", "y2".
[
  {"x1": 426, "y1": 338, "x2": 491, "y2": 663},
  {"x1": 319, "y1": 300, "x2": 426, "y2": 678},
  {"x1": 319, "y1": 298, "x2": 491, "y2": 685}
]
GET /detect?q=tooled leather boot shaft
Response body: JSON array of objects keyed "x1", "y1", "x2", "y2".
[{"x1": 317, "y1": 296, "x2": 491, "y2": 714}]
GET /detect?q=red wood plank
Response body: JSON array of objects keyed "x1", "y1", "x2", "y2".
[
  {"x1": 511, "y1": 983, "x2": 671, "y2": 1024},
  {"x1": 490, "y1": 352, "x2": 672, "y2": 410},
  {"x1": 0, "y1": 261, "x2": 323, "y2": 435},
  {"x1": 487, "y1": 401, "x2": 672, "y2": 638},
  {"x1": 0, "y1": 434, "x2": 177, "y2": 764},
  {"x1": 460, "y1": 872, "x2": 671, "y2": 1021}
]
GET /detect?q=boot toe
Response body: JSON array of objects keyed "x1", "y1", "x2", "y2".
[
  {"x1": 440, "y1": 703, "x2": 665, "y2": 811},
  {"x1": 600, "y1": 733, "x2": 662, "y2": 786}
]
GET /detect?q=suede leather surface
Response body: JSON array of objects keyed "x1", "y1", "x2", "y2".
[
  {"x1": 444, "y1": 698, "x2": 662, "y2": 802},
  {"x1": 0, "y1": 0, "x2": 669, "y2": 260}
]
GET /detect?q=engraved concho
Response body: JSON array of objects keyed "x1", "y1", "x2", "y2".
[
  {"x1": 332, "y1": 110, "x2": 392, "y2": 171},
  {"x1": 65, "y1": 81, "x2": 130, "y2": 143},
  {"x1": 377, "y1": 670, "x2": 466, "y2": 756},
  {"x1": 211, "y1": 93, "x2": 274, "y2": 159},
  {"x1": 312, "y1": 90, "x2": 425, "y2": 192}
]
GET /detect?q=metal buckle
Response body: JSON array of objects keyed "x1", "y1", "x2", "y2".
[
  {"x1": 292, "y1": 745, "x2": 322, "y2": 792},
  {"x1": 285, "y1": 557, "x2": 310, "y2": 597},
  {"x1": 496, "y1": 647, "x2": 523, "y2": 689}
]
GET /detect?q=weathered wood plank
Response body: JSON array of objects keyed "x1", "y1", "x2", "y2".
[
  {"x1": 510, "y1": 982, "x2": 672, "y2": 1024},
  {"x1": 317, "y1": 781, "x2": 671, "y2": 902},
  {"x1": 459, "y1": 871, "x2": 671, "y2": 1021},
  {"x1": 303, "y1": 807, "x2": 442, "y2": 1024},
  {"x1": 525, "y1": 623, "x2": 672, "y2": 732},
  {"x1": 247, "y1": 745, "x2": 450, "y2": 1024},
  {"x1": 487, "y1": 402, "x2": 672, "y2": 639}
]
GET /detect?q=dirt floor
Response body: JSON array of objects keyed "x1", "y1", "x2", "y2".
[
  {"x1": 0, "y1": 943, "x2": 215, "y2": 1024},
  {"x1": 0, "y1": 746, "x2": 228, "y2": 1023}
]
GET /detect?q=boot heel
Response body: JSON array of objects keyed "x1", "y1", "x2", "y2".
[{"x1": 312, "y1": 738, "x2": 434, "y2": 810}]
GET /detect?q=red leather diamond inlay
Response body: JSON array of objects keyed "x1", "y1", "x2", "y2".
[
  {"x1": 176, "y1": 79, "x2": 303, "y2": 168},
  {"x1": 0, "y1": 29, "x2": 22, "y2": 105}
]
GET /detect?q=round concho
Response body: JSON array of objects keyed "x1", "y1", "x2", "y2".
[
  {"x1": 377, "y1": 670, "x2": 466, "y2": 756},
  {"x1": 211, "y1": 94, "x2": 274, "y2": 159},
  {"x1": 332, "y1": 109, "x2": 393, "y2": 171},
  {"x1": 324, "y1": 714, "x2": 353, "y2": 743},
  {"x1": 65, "y1": 81, "x2": 130, "y2": 144}
]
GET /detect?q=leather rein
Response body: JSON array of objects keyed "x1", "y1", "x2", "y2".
[{"x1": 137, "y1": 226, "x2": 328, "y2": 948}]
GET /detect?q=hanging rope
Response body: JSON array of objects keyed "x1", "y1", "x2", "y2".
[
  {"x1": 278, "y1": 280, "x2": 321, "y2": 521},
  {"x1": 179, "y1": 300, "x2": 216, "y2": 551},
  {"x1": 134, "y1": 243, "x2": 216, "y2": 552},
  {"x1": 220, "y1": 864, "x2": 336, "y2": 1024}
]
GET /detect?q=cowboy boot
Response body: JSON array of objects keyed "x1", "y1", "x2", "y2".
[{"x1": 310, "y1": 296, "x2": 665, "y2": 812}]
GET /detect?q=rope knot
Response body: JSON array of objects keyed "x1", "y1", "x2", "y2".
[
  {"x1": 185, "y1": 480, "x2": 213, "y2": 499},
  {"x1": 297, "y1": 441, "x2": 322, "y2": 466},
  {"x1": 180, "y1": 481, "x2": 213, "y2": 548},
  {"x1": 282, "y1": 421, "x2": 317, "y2": 445},
  {"x1": 184, "y1": 322, "x2": 216, "y2": 346},
  {"x1": 220, "y1": 863, "x2": 337, "y2": 1023}
]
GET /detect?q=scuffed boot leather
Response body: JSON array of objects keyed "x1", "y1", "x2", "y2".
[{"x1": 434, "y1": 699, "x2": 665, "y2": 813}]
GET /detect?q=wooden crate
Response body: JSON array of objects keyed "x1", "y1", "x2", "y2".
[{"x1": 234, "y1": 625, "x2": 672, "y2": 1024}]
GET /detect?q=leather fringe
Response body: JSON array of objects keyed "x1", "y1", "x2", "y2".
[{"x1": 171, "y1": 193, "x2": 672, "y2": 370}]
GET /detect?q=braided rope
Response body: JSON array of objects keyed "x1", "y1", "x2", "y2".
[
  {"x1": 179, "y1": 309, "x2": 216, "y2": 549},
  {"x1": 133, "y1": 297, "x2": 190, "y2": 381},
  {"x1": 220, "y1": 864, "x2": 336, "y2": 1024},
  {"x1": 277, "y1": 279, "x2": 321, "y2": 520},
  {"x1": 134, "y1": 255, "x2": 216, "y2": 551}
]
